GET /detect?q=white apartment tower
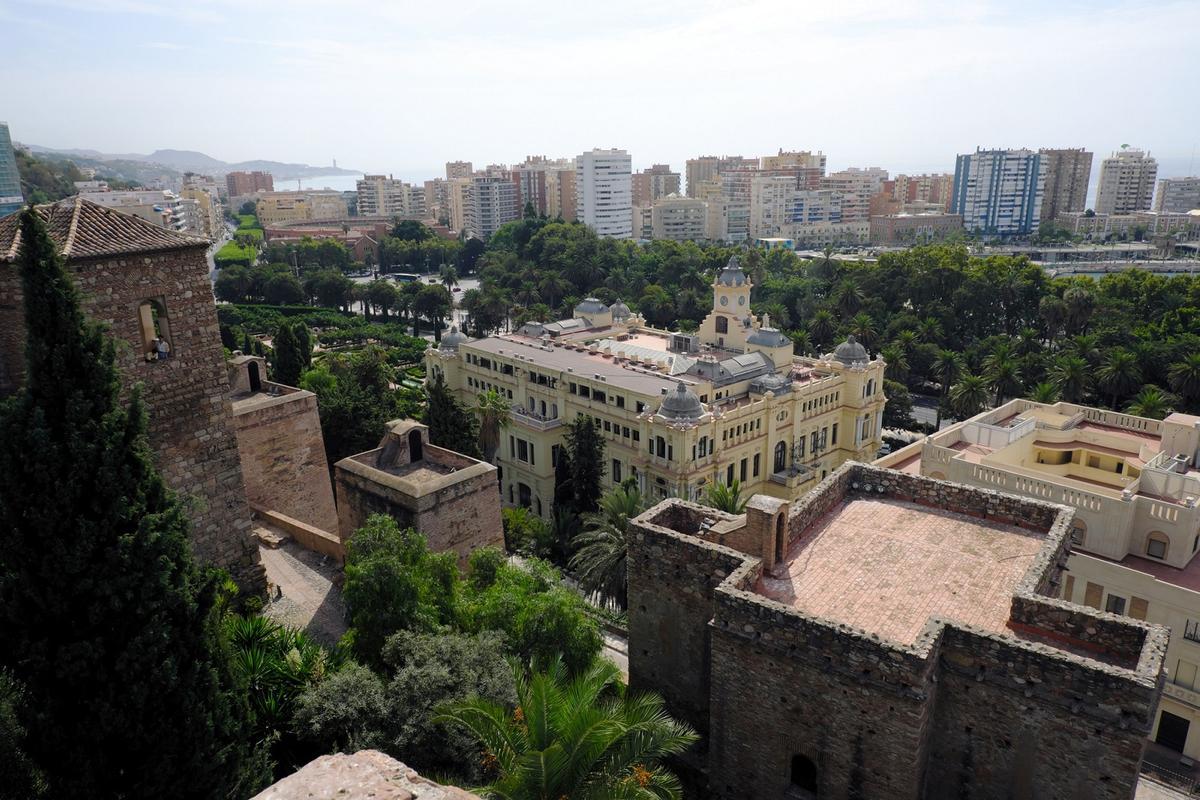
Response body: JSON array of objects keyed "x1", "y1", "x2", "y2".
[
  {"x1": 575, "y1": 149, "x2": 632, "y2": 239},
  {"x1": 1096, "y1": 147, "x2": 1158, "y2": 215},
  {"x1": 1154, "y1": 177, "x2": 1200, "y2": 214},
  {"x1": 951, "y1": 148, "x2": 1045, "y2": 236}
]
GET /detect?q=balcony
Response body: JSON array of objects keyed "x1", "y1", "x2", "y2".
[
  {"x1": 511, "y1": 406, "x2": 564, "y2": 432},
  {"x1": 770, "y1": 464, "x2": 818, "y2": 489}
]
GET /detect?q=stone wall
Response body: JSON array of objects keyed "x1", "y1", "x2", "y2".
[
  {"x1": 230, "y1": 385, "x2": 339, "y2": 534},
  {"x1": 252, "y1": 750, "x2": 480, "y2": 799},
  {"x1": 334, "y1": 440, "x2": 503, "y2": 568},
  {"x1": 0, "y1": 248, "x2": 263, "y2": 590}
]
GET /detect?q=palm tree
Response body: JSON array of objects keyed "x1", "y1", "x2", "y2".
[
  {"x1": 1096, "y1": 349, "x2": 1142, "y2": 409},
  {"x1": 439, "y1": 264, "x2": 459, "y2": 293},
  {"x1": 437, "y1": 658, "x2": 697, "y2": 800},
  {"x1": 789, "y1": 329, "x2": 813, "y2": 356},
  {"x1": 916, "y1": 317, "x2": 944, "y2": 346},
  {"x1": 880, "y1": 344, "x2": 909, "y2": 383},
  {"x1": 1063, "y1": 286, "x2": 1095, "y2": 335},
  {"x1": 476, "y1": 389, "x2": 511, "y2": 464},
  {"x1": 759, "y1": 301, "x2": 790, "y2": 330},
  {"x1": 931, "y1": 349, "x2": 963, "y2": 428},
  {"x1": 1067, "y1": 334, "x2": 1101, "y2": 367},
  {"x1": 831, "y1": 279, "x2": 864, "y2": 318},
  {"x1": 1050, "y1": 355, "x2": 1091, "y2": 403},
  {"x1": 848, "y1": 312, "x2": 878, "y2": 351},
  {"x1": 704, "y1": 479, "x2": 747, "y2": 514},
  {"x1": 1125, "y1": 385, "x2": 1176, "y2": 420},
  {"x1": 1038, "y1": 295, "x2": 1067, "y2": 348},
  {"x1": 892, "y1": 329, "x2": 919, "y2": 358},
  {"x1": 1169, "y1": 353, "x2": 1200, "y2": 408},
  {"x1": 812, "y1": 245, "x2": 838, "y2": 281},
  {"x1": 1015, "y1": 327, "x2": 1043, "y2": 357},
  {"x1": 1027, "y1": 382, "x2": 1061, "y2": 404},
  {"x1": 950, "y1": 373, "x2": 990, "y2": 419},
  {"x1": 808, "y1": 309, "x2": 838, "y2": 350},
  {"x1": 984, "y1": 356, "x2": 1023, "y2": 406},
  {"x1": 538, "y1": 271, "x2": 572, "y2": 312},
  {"x1": 570, "y1": 486, "x2": 642, "y2": 610}
]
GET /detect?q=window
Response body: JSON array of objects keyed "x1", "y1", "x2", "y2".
[
  {"x1": 1105, "y1": 594, "x2": 1127, "y2": 615},
  {"x1": 1069, "y1": 520, "x2": 1086, "y2": 547},
  {"x1": 517, "y1": 439, "x2": 529, "y2": 463},
  {"x1": 831, "y1": 423, "x2": 838, "y2": 445},
  {"x1": 716, "y1": 316, "x2": 728, "y2": 334},
  {"x1": 726, "y1": 464, "x2": 735, "y2": 485},
  {"x1": 518, "y1": 483, "x2": 532, "y2": 509},
  {"x1": 633, "y1": 431, "x2": 640, "y2": 442},
  {"x1": 790, "y1": 755, "x2": 817, "y2": 794},
  {"x1": 622, "y1": 426, "x2": 630, "y2": 438},
  {"x1": 551, "y1": 444, "x2": 560, "y2": 466},
  {"x1": 774, "y1": 441, "x2": 787, "y2": 473},
  {"x1": 753, "y1": 453, "x2": 760, "y2": 477},
  {"x1": 636, "y1": 401, "x2": 646, "y2": 413},
  {"x1": 603, "y1": 420, "x2": 611, "y2": 432},
  {"x1": 739, "y1": 458, "x2": 747, "y2": 482},
  {"x1": 616, "y1": 396, "x2": 625, "y2": 409},
  {"x1": 1147, "y1": 532, "x2": 1169, "y2": 560},
  {"x1": 594, "y1": 391, "x2": 607, "y2": 404},
  {"x1": 655, "y1": 437, "x2": 666, "y2": 458},
  {"x1": 137, "y1": 298, "x2": 173, "y2": 361},
  {"x1": 612, "y1": 459, "x2": 622, "y2": 484},
  {"x1": 1186, "y1": 620, "x2": 1200, "y2": 644},
  {"x1": 1175, "y1": 660, "x2": 1199, "y2": 692}
]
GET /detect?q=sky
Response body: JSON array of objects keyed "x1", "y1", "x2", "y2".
[{"x1": 1, "y1": 0, "x2": 1198, "y2": 184}]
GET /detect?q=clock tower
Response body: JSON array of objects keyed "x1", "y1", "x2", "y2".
[{"x1": 698, "y1": 255, "x2": 758, "y2": 351}]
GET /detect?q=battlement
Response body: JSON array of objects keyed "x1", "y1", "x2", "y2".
[{"x1": 628, "y1": 463, "x2": 1167, "y2": 798}]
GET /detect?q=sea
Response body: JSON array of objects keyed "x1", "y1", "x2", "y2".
[{"x1": 287, "y1": 174, "x2": 364, "y2": 193}]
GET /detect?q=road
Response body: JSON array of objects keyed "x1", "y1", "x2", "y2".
[
  {"x1": 207, "y1": 222, "x2": 235, "y2": 283},
  {"x1": 910, "y1": 393, "x2": 943, "y2": 430}
]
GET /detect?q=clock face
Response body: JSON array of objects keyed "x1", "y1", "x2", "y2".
[
  {"x1": 720, "y1": 296, "x2": 729, "y2": 306},
  {"x1": 738, "y1": 295, "x2": 746, "y2": 306}
]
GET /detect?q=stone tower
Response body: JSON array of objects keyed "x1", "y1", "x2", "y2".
[
  {"x1": 697, "y1": 255, "x2": 759, "y2": 351},
  {"x1": 0, "y1": 200, "x2": 264, "y2": 591}
]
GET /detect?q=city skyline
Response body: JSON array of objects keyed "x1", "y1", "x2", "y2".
[{"x1": 2, "y1": 0, "x2": 1198, "y2": 182}]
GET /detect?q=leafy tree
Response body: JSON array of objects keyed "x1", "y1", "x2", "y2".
[
  {"x1": 415, "y1": 284, "x2": 453, "y2": 336},
  {"x1": 293, "y1": 320, "x2": 313, "y2": 369},
  {"x1": 302, "y1": 347, "x2": 404, "y2": 465},
  {"x1": 1168, "y1": 353, "x2": 1200, "y2": 409},
  {"x1": 949, "y1": 373, "x2": 990, "y2": 419},
  {"x1": 240, "y1": 200, "x2": 258, "y2": 215},
  {"x1": 476, "y1": 388, "x2": 512, "y2": 464},
  {"x1": 392, "y1": 219, "x2": 434, "y2": 242},
  {"x1": 367, "y1": 279, "x2": 400, "y2": 321},
  {"x1": 272, "y1": 321, "x2": 305, "y2": 386},
  {"x1": 564, "y1": 415, "x2": 606, "y2": 515},
  {"x1": 882, "y1": 379, "x2": 916, "y2": 429},
  {"x1": 502, "y1": 506, "x2": 550, "y2": 556},
  {"x1": 0, "y1": 209, "x2": 265, "y2": 798},
  {"x1": 342, "y1": 516, "x2": 459, "y2": 667},
  {"x1": 1125, "y1": 386, "x2": 1176, "y2": 419},
  {"x1": 0, "y1": 671, "x2": 43, "y2": 799},
  {"x1": 437, "y1": 657, "x2": 698, "y2": 800},
  {"x1": 705, "y1": 478, "x2": 748, "y2": 514},
  {"x1": 424, "y1": 372, "x2": 481, "y2": 457},
  {"x1": 570, "y1": 485, "x2": 642, "y2": 610}
]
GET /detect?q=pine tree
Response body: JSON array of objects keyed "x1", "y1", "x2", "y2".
[
  {"x1": 0, "y1": 209, "x2": 266, "y2": 798},
  {"x1": 272, "y1": 320, "x2": 304, "y2": 386},
  {"x1": 423, "y1": 372, "x2": 480, "y2": 457}
]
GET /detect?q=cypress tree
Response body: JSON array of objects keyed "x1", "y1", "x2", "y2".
[
  {"x1": 423, "y1": 372, "x2": 480, "y2": 457},
  {"x1": 0, "y1": 209, "x2": 266, "y2": 798},
  {"x1": 272, "y1": 321, "x2": 303, "y2": 386},
  {"x1": 565, "y1": 415, "x2": 606, "y2": 514},
  {"x1": 292, "y1": 320, "x2": 313, "y2": 370}
]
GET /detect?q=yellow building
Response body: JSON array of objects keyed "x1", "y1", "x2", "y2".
[
  {"x1": 255, "y1": 191, "x2": 346, "y2": 225},
  {"x1": 427, "y1": 257, "x2": 886, "y2": 516},
  {"x1": 876, "y1": 400, "x2": 1200, "y2": 762}
]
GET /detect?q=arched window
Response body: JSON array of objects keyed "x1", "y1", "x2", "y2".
[
  {"x1": 716, "y1": 316, "x2": 728, "y2": 334},
  {"x1": 408, "y1": 429, "x2": 423, "y2": 463},
  {"x1": 540, "y1": 400, "x2": 547, "y2": 416},
  {"x1": 774, "y1": 441, "x2": 787, "y2": 473},
  {"x1": 518, "y1": 483, "x2": 532, "y2": 509},
  {"x1": 248, "y1": 361, "x2": 262, "y2": 392},
  {"x1": 790, "y1": 754, "x2": 817, "y2": 793},
  {"x1": 137, "y1": 298, "x2": 172, "y2": 362},
  {"x1": 1146, "y1": 532, "x2": 1169, "y2": 560}
]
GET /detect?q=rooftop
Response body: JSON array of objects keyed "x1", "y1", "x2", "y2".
[
  {"x1": 0, "y1": 197, "x2": 210, "y2": 262},
  {"x1": 756, "y1": 497, "x2": 1043, "y2": 646}
]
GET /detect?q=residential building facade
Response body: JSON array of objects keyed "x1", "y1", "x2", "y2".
[
  {"x1": 464, "y1": 175, "x2": 519, "y2": 240},
  {"x1": 951, "y1": 148, "x2": 1045, "y2": 236},
  {"x1": 427, "y1": 257, "x2": 885, "y2": 521},
  {"x1": 1096, "y1": 148, "x2": 1158, "y2": 215},
  {"x1": 575, "y1": 148, "x2": 632, "y2": 239},
  {"x1": 444, "y1": 160, "x2": 473, "y2": 180},
  {"x1": 650, "y1": 195, "x2": 707, "y2": 241},
  {"x1": 0, "y1": 123, "x2": 22, "y2": 216},
  {"x1": 225, "y1": 170, "x2": 274, "y2": 198},
  {"x1": 631, "y1": 164, "x2": 681, "y2": 208},
  {"x1": 685, "y1": 155, "x2": 755, "y2": 197},
  {"x1": 1038, "y1": 147, "x2": 1093, "y2": 221},
  {"x1": 356, "y1": 174, "x2": 424, "y2": 218},
  {"x1": 1156, "y1": 177, "x2": 1200, "y2": 214},
  {"x1": 255, "y1": 191, "x2": 347, "y2": 225},
  {"x1": 1055, "y1": 210, "x2": 1200, "y2": 241},
  {"x1": 869, "y1": 212, "x2": 963, "y2": 245},
  {"x1": 876, "y1": 399, "x2": 1200, "y2": 759},
  {"x1": 820, "y1": 167, "x2": 889, "y2": 222}
]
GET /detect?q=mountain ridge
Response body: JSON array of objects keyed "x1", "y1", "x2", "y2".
[{"x1": 24, "y1": 144, "x2": 361, "y2": 180}]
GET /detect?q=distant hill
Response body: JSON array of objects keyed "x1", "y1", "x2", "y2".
[{"x1": 24, "y1": 144, "x2": 360, "y2": 181}]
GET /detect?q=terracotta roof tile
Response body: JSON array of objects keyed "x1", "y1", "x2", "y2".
[{"x1": 0, "y1": 198, "x2": 209, "y2": 262}]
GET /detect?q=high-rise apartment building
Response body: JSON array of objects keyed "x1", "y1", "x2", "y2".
[
  {"x1": 1038, "y1": 148, "x2": 1092, "y2": 221},
  {"x1": 650, "y1": 196, "x2": 707, "y2": 241},
  {"x1": 685, "y1": 155, "x2": 755, "y2": 197},
  {"x1": 820, "y1": 168, "x2": 888, "y2": 222},
  {"x1": 575, "y1": 149, "x2": 632, "y2": 239},
  {"x1": 546, "y1": 166, "x2": 576, "y2": 221},
  {"x1": 445, "y1": 160, "x2": 473, "y2": 181},
  {"x1": 0, "y1": 123, "x2": 21, "y2": 217},
  {"x1": 760, "y1": 149, "x2": 826, "y2": 173},
  {"x1": 631, "y1": 164, "x2": 681, "y2": 207},
  {"x1": 356, "y1": 174, "x2": 424, "y2": 217},
  {"x1": 1155, "y1": 177, "x2": 1200, "y2": 214},
  {"x1": 225, "y1": 170, "x2": 274, "y2": 198},
  {"x1": 951, "y1": 148, "x2": 1045, "y2": 236},
  {"x1": 463, "y1": 176, "x2": 519, "y2": 240},
  {"x1": 1096, "y1": 147, "x2": 1158, "y2": 215}
]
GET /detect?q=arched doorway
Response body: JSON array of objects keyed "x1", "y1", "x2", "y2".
[
  {"x1": 790, "y1": 754, "x2": 817, "y2": 795},
  {"x1": 408, "y1": 429, "x2": 423, "y2": 462},
  {"x1": 774, "y1": 441, "x2": 787, "y2": 473},
  {"x1": 248, "y1": 361, "x2": 262, "y2": 392}
]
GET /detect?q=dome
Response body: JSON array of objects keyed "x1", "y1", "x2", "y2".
[
  {"x1": 833, "y1": 334, "x2": 869, "y2": 365},
  {"x1": 747, "y1": 327, "x2": 790, "y2": 348},
  {"x1": 575, "y1": 297, "x2": 609, "y2": 315},
  {"x1": 657, "y1": 382, "x2": 704, "y2": 421},
  {"x1": 611, "y1": 300, "x2": 632, "y2": 320},
  {"x1": 716, "y1": 256, "x2": 748, "y2": 287},
  {"x1": 439, "y1": 325, "x2": 469, "y2": 351}
]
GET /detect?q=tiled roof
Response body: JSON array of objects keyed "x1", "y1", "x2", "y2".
[{"x1": 0, "y1": 198, "x2": 210, "y2": 262}]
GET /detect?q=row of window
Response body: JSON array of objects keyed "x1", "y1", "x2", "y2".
[
  {"x1": 567, "y1": 381, "x2": 636, "y2": 411},
  {"x1": 509, "y1": 435, "x2": 536, "y2": 465},
  {"x1": 466, "y1": 376, "x2": 514, "y2": 400}
]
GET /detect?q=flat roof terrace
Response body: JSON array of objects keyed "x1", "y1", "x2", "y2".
[{"x1": 755, "y1": 497, "x2": 1044, "y2": 646}]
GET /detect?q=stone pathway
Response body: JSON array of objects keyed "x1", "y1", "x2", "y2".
[{"x1": 258, "y1": 530, "x2": 347, "y2": 649}]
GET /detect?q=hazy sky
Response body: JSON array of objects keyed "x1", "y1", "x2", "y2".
[{"x1": 2, "y1": 0, "x2": 1198, "y2": 182}]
